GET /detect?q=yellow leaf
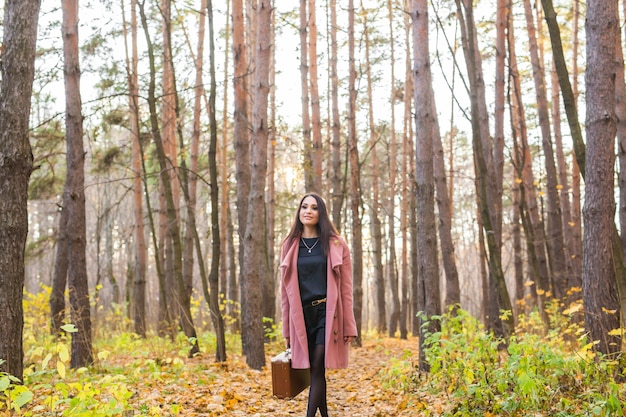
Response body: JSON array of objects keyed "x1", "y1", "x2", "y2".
[
  {"x1": 524, "y1": 280, "x2": 535, "y2": 287},
  {"x1": 57, "y1": 344, "x2": 70, "y2": 363},
  {"x1": 98, "y1": 350, "x2": 110, "y2": 361},
  {"x1": 42, "y1": 353, "x2": 52, "y2": 370},
  {"x1": 563, "y1": 303, "x2": 583, "y2": 315},
  {"x1": 556, "y1": 184, "x2": 563, "y2": 190},
  {"x1": 537, "y1": 289, "x2": 545, "y2": 295},
  {"x1": 57, "y1": 360, "x2": 66, "y2": 379},
  {"x1": 602, "y1": 307, "x2": 617, "y2": 315},
  {"x1": 568, "y1": 221, "x2": 576, "y2": 227},
  {"x1": 608, "y1": 328, "x2": 625, "y2": 336},
  {"x1": 515, "y1": 178, "x2": 522, "y2": 184}
]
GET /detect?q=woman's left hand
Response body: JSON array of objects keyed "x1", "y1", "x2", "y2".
[{"x1": 344, "y1": 336, "x2": 356, "y2": 344}]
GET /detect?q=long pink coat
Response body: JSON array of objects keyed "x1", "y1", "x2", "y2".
[{"x1": 280, "y1": 235, "x2": 358, "y2": 369}]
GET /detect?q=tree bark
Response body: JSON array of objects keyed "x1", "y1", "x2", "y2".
[
  {"x1": 299, "y1": 0, "x2": 314, "y2": 191},
  {"x1": 522, "y1": 0, "x2": 568, "y2": 300},
  {"x1": 348, "y1": 0, "x2": 363, "y2": 345},
  {"x1": 242, "y1": 0, "x2": 272, "y2": 370},
  {"x1": 232, "y1": 0, "x2": 250, "y2": 343},
  {"x1": 329, "y1": 0, "x2": 343, "y2": 230},
  {"x1": 205, "y1": 0, "x2": 227, "y2": 361},
  {"x1": 412, "y1": 0, "x2": 442, "y2": 371},
  {"x1": 308, "y1": 0, "x2": 322, "y2": 193},
  {"x1": 0, "y1": 0, "x2": 40, "y2": 380},
  {"x1": 362, "y1": 6, "x2": 386, "y2": 334},
  {"x1": 583, "y1": 0, "x2": 621, "y2": 356},
  {"x1": 122, "y1": 0, "x2": 147, "y2": 338},
  {"x1": 456, "y1": 0, "x2": 513, "y2": 339},
  {"x1": 62, "y1": 0, "x2": 94, "y2": 368}
]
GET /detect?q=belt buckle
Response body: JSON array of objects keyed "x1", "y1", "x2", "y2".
[{"x1": 311, "y1": 298, "x2": 326, "y2": 306}]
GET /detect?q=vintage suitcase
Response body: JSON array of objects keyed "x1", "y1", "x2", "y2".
[{"x1": 271, "y1": 350, "x2": 310, "y2": 399}]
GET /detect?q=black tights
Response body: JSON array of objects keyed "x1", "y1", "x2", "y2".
[{"x1": 306, "y1": 343, "x2": 328, "y2": 417}]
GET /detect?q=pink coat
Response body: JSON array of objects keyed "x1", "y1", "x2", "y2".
[{"x1": 280, "y1": 235, "x2": 358, "y2": 369}]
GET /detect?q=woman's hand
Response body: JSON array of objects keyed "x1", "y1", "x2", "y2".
[
  {"x1": 285, "y1": 337, "x2": 290, "y2": 348},
  {"x1": 344, "y1": 336, "x2": 356, "y2": 344}
]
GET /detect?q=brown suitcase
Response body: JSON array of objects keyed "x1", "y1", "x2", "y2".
[{"x1": 271, "y1": 350, "x2": 310, "y2": 399}]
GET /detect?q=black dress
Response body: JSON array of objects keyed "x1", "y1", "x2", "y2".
[{"x1": 297, "y1": 237, "x2": 328, "y2": 348}]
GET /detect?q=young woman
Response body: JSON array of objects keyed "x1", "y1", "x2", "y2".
[{"x1": 280, "y1": 193, "x2": 358, "y2": 417}]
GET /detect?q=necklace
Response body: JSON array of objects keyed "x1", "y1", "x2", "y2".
[{"x1": 301, "y1": 237, "x2": 320, "y2": 253}]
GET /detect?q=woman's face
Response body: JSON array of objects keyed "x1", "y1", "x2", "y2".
[{"x1": 299, "y1": 196, "x2": 320, "y2": 228}]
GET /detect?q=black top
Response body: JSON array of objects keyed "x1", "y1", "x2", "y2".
[{"x1": 297, "y1": 237, "x2": 327, "y2": 305}]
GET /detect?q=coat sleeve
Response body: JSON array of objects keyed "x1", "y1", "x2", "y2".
[
  {"x1": 340, "y1": 241, "x2": 358, "y2": 337},
  {"x1": 280, "y1": 243, "x2": 290, "y2": 339}
]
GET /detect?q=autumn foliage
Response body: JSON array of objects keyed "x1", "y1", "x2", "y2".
[{"x1": 0, "y1": 289, "x2": 623, "y2": 416}]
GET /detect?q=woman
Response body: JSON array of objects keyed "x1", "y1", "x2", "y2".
[{"x1": 280, "y1": 192, "x2": 358, "y2": 417}]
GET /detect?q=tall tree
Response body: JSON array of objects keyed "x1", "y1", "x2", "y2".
[
  {"x1": 329, "y1": 0, "x2": 344, "y2": 229},
  {"x1": 121, "y1": 0, "x2": 147, "y2": 338},
  {"x1": 241, "y1": 0, "x2": 272, "y2": 370},
  {"x1": 384, "y1": 0, "x2": 397, "y2": 334},
  {"x1": 138, "y1": 0, "x2": 199, "y2": 356},
  {"x1": 522, "y1": 0, "x2": 568, "y2": 300},
  {"x1": 299, "y1": 0, "x2": 314, "y2": 191},
  {"x1": 361, "y1": 4, "x2": 385, "y2": 334},
  {"x1": 412, "y1": 0, "x2": 441, "y2": 370},
  {"x1": 0, "y1": 0, "x2": 41, "y2": 381},
  {"x1": 348, "y1": 0, "x2": 363, "y2": 345},
  {"x1": 455, "y1": 0, "x2": 513, "y2": 338},
  {"x1": 308, "y1": 0, "x2": 323, "y2": 192},
  {"x1": 62, "y1": 0, "x2": 94, "y2": 368},
  {"x1": 206, "y1": 0, "x2": 227, "y2": 361},
  {"x1": 583, "y1": 0, "x2": 621, "y2": 355}
]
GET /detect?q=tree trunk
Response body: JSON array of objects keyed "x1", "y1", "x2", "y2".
[
  {"x1": 583, "y1": 0, "x2": 621, "y2": 356},
  {"x1": 329, "y1": 0, "x2": 343, "y2": 229},
  {"x1": 362, "y1": 6, "x2": 386, "y2": 334},
  {"x1": 348, "y1": 0, "x2": 363, "y2": 345},
  {"x1": 412, "y1": 0, "x2": 442, "y2": 371},
  {"x1": 138, "y1": 1, "x2": 198, "y2": 356},
  {"x1": 204, "y1": 0, "x2": 227, "y2": 361},
  {"x1": 522, "y1": 0, "x2": 568, "y2": 300},
  {"x1": 0, "y1": 0, "x2": 40, "y2": 381},
  {"x1": 456, "y1": 0, "x2": 513, "y2": 339},
  {"x1": 123, "y1": 0, "x2": 147, "y2": 338},
  {"x1": 507, "y1": 12, "x2": 550, "y2": 327},
  {"x1": 384, "y1": 0, "x2": 397, "y2": 335},
  {"x1": 308, "y1": 0, "x2": 322, "y2": 192},
  {"x1": 232, "y1": 0, "x2": 250, "y2": 344},
  {"x1": 62, "y1": 0, "x2": 94, "y2": 368},
  {"x1": 242, "y1": 0, "x2": 272, "y2": 370},
  {"x1": 50, "y1": 203, "x2": 69, "y2": 336},
  {"x1": 299, "y1": 0, "x2": 314, "y2": 191}
]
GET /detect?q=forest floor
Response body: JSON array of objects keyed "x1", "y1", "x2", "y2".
[{"x1": 120, "y1": 335, "x2": 427, "y2": 416}]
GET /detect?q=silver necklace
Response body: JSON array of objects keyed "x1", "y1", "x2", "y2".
[{"x1": 301, "y1": 237, "x2": 320, "y2": 253}]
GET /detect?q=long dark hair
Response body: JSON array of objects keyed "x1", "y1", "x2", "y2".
[{"x1": 284, "y1": 192, "x2": 339, "y2": 256}]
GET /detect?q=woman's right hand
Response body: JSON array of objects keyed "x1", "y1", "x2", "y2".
[{"x1": 285, "y1": 337, "x2": 290, "y2": 348}]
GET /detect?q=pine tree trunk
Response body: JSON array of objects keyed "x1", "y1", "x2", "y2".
[
  {"x1": 329, "y1": 0, "x2": 343, "y2": 229},
  {"x1": 242, "y1": 0, "x2": 271, "y2": 370},
  {"x1": 308, "y1": 0, "x2": 322, "y2": 192},
  {"x1": 583, "y1": 0, "x2": 621, "y2": 355},
  {"x1": 362, "y1": 7, "x2": 386, "y2": 334},
  {"x1": 348, "y1": 0, "x2": 363, "y2": 345},
  {"x1": 522, "y1": 0, "x2": 568, "y2": 300},
  {"x1": 62, "y1": 0, "x2": 93, "y2": 368},
  {"x1": 412, "y1": 0, "x2": 442, "y2": 371},
  {"x1": 232, "y1": 0, "x2": 250, "y2": 345},
  {"x1": 299, "y1": 0, "x2": 313, "y2": 191},
  {"x1": 50, "y1": 203, "x2": 69, "y2": 336},
  {"x1": 0, "y1": 0, "x2": 40, "y2": 380},
  {"x1": 456, "y1": 0, "x2": 512, "y2": 339},
  {"x1": 206, "y1": 0, "x2": 227, "y2": 361}
]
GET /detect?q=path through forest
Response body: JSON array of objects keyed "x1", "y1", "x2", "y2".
[{"x1": 135, "y1": 336, "x2": 425, "y2": 416}]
